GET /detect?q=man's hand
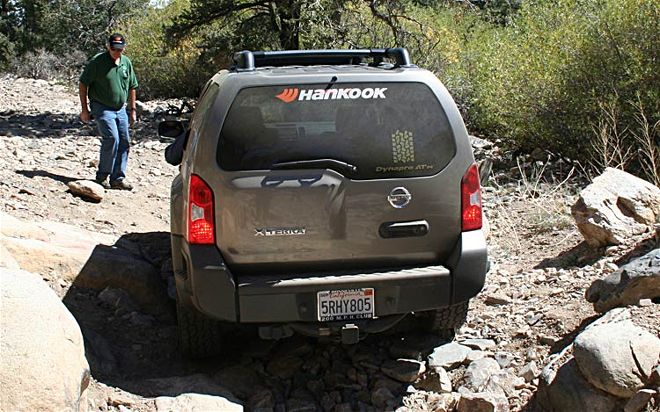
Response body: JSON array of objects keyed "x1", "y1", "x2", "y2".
[
  {"x1": 80, "y1": 109, "x2": 90, "y2": 123},
  {"x1": 79, "y1": 83, "x2": 90, "y2": 123},
  {"x1": 128, "y1": 88, "x2": 137, "y2": 126}
]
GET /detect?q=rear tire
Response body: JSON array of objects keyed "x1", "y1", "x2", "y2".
[
  {"x1": 176, "y1": 296, "x2": 223, "y2": 359},
  {"x1": 415, "y1": 300, "x2": 470, "y2": 339}
]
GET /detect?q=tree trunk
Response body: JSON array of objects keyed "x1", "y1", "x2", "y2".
[{"x1": 274, "y1": 0, "x2": 301, "y2": 49}]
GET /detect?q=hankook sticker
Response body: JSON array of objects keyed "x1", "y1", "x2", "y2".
[{"x1": 276, "y1": 87, "x2": 387, "y2": 103}]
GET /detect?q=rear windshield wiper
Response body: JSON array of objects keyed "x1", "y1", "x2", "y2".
[{"x1": 271, "y1": 158, "x2": 358, "y2": 174}]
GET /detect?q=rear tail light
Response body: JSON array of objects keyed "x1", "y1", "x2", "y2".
[
  {"x1": 461, "y1": 164, "x2": 482, "y2": 231},
  {"x1": 187, "y1": 174, "x2": 215, "y2": 245}
]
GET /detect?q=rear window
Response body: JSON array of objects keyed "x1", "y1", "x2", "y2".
[{"x1": 217, "y1": 82, "x2": 456, "y2": 179}]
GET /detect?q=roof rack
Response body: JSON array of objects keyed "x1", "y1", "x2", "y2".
[{"x1": 232, "y1": 48, "x2": 415, "y2": 71}]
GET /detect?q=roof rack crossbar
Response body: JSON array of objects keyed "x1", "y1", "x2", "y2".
[{"x1": 232, "y1": 48, "x2": 413, "y2": 71}]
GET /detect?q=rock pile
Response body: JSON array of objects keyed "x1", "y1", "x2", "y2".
[
  {"x1": 538, "y1": 308, "x2": 660, "y2": 411},
  {"x1": 571, "y1": 167, "x2": 660, "y2": 247},
  {"x1": 586, "y1": 248, "x2": 660, "y2": 313},
  {"x1": 1, "y1": 76, "x2": 659, "y2": 411}
]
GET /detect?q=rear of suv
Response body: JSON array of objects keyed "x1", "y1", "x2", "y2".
[{"x1": 160, "y1": 49, "x2": 488, "y2": 358}]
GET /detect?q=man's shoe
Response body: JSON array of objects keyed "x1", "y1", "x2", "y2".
[
  {"x1": 110, "y1": 180, "x2": 133, "y2": 191},
  {"x1": 95, "y1": 178, "x2": 111, "y2": 190}
]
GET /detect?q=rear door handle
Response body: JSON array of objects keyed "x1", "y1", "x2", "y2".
[{"x1": 379, "y1": 220, "x2": 429, "y2": 238}]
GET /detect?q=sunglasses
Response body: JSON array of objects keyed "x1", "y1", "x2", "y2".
[{"x1": 110, "y1": 46, "x2": 125, "y2": 52}]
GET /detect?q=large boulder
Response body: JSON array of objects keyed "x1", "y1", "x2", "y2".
[
  {"x1": 154, "y1": 393, "x2": 243, "y2": 412},
  {"x1": 571, "y1": 168, "x2": 660, "y2": 247},
  {"x1": 537, "y1": 357, "x2": 621, "y2": 412},
  {"x1": 1, "y1": 212, "x2": 171, "y2": 317},
  {"x1": 586, "y1": 248, "x2": 660, "y2": 312},
  {"x1": 573, "y1": 318, "x2": 660, "y2": 398},
  {"x1": 0, "y1": 242, "x2": 20, "y2": 269},
  {"x1": 537, "y1": 309, "x2": 658, "y2": 411},
  {"x1": 0, "y1": 211, "x2": 114, "y2": 283},
  {"x1": 142, "y1": 374, "x2": 239, "y2": 402},
  {"x1": 0, "y1": 268, "x2": 90, "y2": 411}
]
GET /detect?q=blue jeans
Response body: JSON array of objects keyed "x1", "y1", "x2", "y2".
[{"x1": 91, "y1": 101, "x2": 130, "y2": 183}]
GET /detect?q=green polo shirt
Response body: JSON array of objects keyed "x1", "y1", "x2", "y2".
[{"x1": 80, "y1": 52, "x2": 138, "y2": 110}]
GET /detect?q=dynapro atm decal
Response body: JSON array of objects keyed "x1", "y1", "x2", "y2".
[{"x1": 276, "y1": 87, "x2": 387, "y2": 103}]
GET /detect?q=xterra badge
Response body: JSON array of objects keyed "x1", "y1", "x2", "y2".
[
  {"x1": 255, "y1": 227, "x2": 307, "y2": 236},
  {"x1": 276, "y1": 87, "x2": 387, "y2": 103}
]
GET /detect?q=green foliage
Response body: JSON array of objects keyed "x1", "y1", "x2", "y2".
[
  {"x1": 1, "y1": 0, "x2": 48, "y2": 54},
  {"x1": 2, "y1": 0, "x2": 657, "y2": 183},
  {"x1": 166, "y1": 0, "x2": 358, "y2": 53},
  {"x1": 446, "y1": 0, "x2": 659, "y2": 175},
  {"x1": 1, "y1": 0, "x2": 150, "y2": 58},
  {"x1": 118, "y1": 0, "x2": 214, "y2": 99},
  {"x1": 470, "y1": 0, "x2": 522, "y2": 25},
  {"x1": 0, "y1": 32, "x2": 15, "y2": 70},
  {"x1": 168, "y1": 0, "x2": 306, "y2": 50},
  {"x1": 41, "y1": 0, "x2": 150, "y2": 56}
]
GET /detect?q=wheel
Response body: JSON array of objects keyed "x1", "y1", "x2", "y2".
[
  {"x1": 415, "y1": 300, "x2": 470, "y2": 339},
  {"x1": 389, "y1": 300, "x2": 470, "y2": 339},
  {"x1": 176, "y1": 295, "x2": 223, "y2": 359}
]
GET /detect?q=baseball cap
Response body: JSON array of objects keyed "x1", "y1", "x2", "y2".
[{"x1": 108, "y1": 33, "x2": 126, "y2": 49}]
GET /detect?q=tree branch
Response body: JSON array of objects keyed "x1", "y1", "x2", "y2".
[{"x1": 168, "y1": 0, "x2": 272, "y2": 41}]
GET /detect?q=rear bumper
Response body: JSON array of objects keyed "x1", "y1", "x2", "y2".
[
  {"x1": 238, "y1": 266, "x2": 451, "y2": 322},
  {"x1": 172, "y1": 230, "x2": 488, "y2": 323}
]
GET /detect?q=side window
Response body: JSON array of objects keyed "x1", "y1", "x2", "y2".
[
  {"x1": 184, "y1": 83, "x2": 220, "y2": 167},
  {"x1": 190, "y1": 82, "x2": 219, "y2": 131}
]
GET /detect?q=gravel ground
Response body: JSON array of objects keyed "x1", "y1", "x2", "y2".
[{"x1": 1, "y1": 75, "x2": 657, "y2": 412}]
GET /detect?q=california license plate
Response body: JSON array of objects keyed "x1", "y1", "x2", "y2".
[{"x1": 317, "y1": 288, "x2": 374, "y2": 321}]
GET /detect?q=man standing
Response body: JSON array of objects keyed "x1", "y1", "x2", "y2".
[{"x1": 79, "y1": 33, "x2": 138, "y2": 190}]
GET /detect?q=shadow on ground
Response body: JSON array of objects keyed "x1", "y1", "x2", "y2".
[
  {"x1": 62, "y1": 232, "x2": 180, "y2": 383},
  {"x1": 535, "y1": 241, "x2": 601, "y2": 269},
  {"x1": 16, "y1": 169, "x2": 80, "y2": 184},
  {"x1": 536, "y1": 233, "x2": 657, "y2": 270},
  {"x1": 0, "y1": 112, "x2": 92, "y2": 138},
  {"x1": 0, "y1": 111, "x2": 161, "y2": 142},
  {"x1": 61, "y1": 232, "x2": 428, "y2": 409},
  {"x1": 613, "y1": 234, "x2": 657, "y2": 266}
]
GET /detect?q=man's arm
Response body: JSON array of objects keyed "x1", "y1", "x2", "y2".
[
  {"x1": 128, "y1": 88, "x2": 137, "y2": 125},
  {"x1": 79, "y1": 82, "x2": 90, "y2": 123}
]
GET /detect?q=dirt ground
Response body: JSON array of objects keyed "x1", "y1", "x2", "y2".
[{"x1": 1, "y1": 75, "x2": 657, "y2": 411}]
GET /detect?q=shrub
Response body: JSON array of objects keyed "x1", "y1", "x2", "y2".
[
  {"x1": 10, "y1": 49, "x2": 60, "y2": 80},
  {"x1": 449, "y1": 0, "x2": 659, "y2": 182},
  {"x1": 0, "y1": 32, "x2": 15, "y2": 71},
  {"x1": 9, "y1": 48, "x2": 87, "y2": 81},
  {"x1": 118, "y1": 0, "x2": 213, "y2": 99}
]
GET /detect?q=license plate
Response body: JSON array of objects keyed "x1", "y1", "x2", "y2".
[{"x1": 317, "y1": 288, "x2": 374, "y2": 321}]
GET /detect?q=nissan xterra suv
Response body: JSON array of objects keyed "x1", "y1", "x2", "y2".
[{"x1": 158, "y1": 48, "x2": 488, "y2": 358}]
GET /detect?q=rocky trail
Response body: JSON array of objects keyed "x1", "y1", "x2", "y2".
[{"x1": 1, "y1": 75, "x2": 658, "y2": 412}]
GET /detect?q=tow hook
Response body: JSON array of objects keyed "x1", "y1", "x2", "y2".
[{"x1": 341, "y1": 323, "x2": 360, "y2": 344}]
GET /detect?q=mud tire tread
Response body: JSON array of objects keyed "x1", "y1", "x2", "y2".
[
  {"x1": 176, "y1": 297, "x2": 223, "y2": 359},
  {"x1": 417, "y1": 300, "x2": 470, "y2": 339},
  {"x1": 430, "y1": 300, "x2": 470, "y2": 330}
]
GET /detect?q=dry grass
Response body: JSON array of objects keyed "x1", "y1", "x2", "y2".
[
  {"x1": 591, "y1": 94, "x2": 659, "y2": 186},
  {"x1": 630, "y1": 98, "x2": 660, "y2": 186},
  {"x1": 485, "y1": 160, "x2": 579, "y2": 260}
]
